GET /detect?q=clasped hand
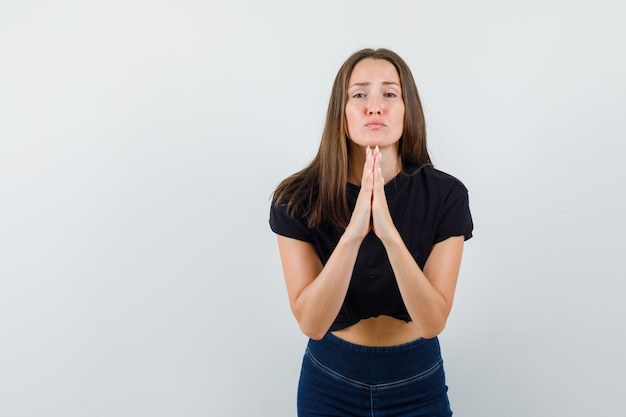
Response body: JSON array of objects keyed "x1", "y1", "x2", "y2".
[{"x1": 347, "y1": 146, "x2": 398, "y2": 243}]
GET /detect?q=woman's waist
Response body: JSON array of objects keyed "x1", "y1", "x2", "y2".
[{"x1": 331, "y1": 315, "x2": 423, "y2": 347}]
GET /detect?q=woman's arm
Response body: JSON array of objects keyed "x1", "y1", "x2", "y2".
[
  {"x1": 370, "y1": 148, "x2": 464, "y2": 338},
  {"x1": 276, "y1": 149, "x2": 377, "y2": 340},
  {"x1": 276, "y1": 233, "x2": 361, "y2": 340},
  {"x1": 382, "y1": 234, "x2": 464, "y2": 339}
]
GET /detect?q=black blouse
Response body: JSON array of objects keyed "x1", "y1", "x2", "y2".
[{"x1": 269, "y1": 165, "x2": 473, "y2": 331}]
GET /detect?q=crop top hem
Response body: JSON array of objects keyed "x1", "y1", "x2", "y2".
[{"x1": 329, "y1": 313, "x2": 412, "y2": 332}]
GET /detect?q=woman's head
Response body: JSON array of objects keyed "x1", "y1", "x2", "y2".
[
  {"x1": 321, "y1": 48, "x2": 430, "y2": 169},
  {"x1": 344, "y1": 57, "x2": 405, "y2": 152}
]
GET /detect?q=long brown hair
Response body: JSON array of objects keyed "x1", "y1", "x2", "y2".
[{"x1": 272, "y1": 48, "x2": 431, "y2": 229}]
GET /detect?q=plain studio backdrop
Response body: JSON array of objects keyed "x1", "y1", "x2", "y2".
[{"x1": 1, "y1": 0, "x2": 624, "y2": 416}]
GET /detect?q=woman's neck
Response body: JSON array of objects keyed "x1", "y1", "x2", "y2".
[{"x1": 348, "y1": 144, "x2": 401, "y2": 185}]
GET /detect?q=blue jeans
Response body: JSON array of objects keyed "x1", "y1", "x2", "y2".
[{"x1": 298, "y1": 332, "x2": 452, "y2": 417}]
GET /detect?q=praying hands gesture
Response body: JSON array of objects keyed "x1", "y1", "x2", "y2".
[{"x1": 346, "y1": 146, "x2": 400, "y2": 245}]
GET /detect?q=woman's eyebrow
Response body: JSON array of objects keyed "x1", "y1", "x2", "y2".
[
  {"x1": 348, "y1": 81, "x2": 400, "y2": 89},
  {"x1": 348, "y1": 81, "x2": 370, "y2": 89}
]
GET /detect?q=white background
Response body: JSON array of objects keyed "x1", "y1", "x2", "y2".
[{"x1": 1, "y1": 1, "x2": 624, "y2": 416}]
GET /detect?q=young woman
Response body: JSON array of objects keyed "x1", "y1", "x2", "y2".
[{"x1": 269, "y1": 48, "x2": 473, "y2": 416}]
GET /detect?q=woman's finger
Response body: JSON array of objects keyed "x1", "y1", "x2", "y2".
[{"x1": 346, "y1": 146, "x2": 374, "y2": 239}]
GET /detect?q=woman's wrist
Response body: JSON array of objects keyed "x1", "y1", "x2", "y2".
[
  {"x1": 341, "y1": 223, "x2": 368, "y2": 246},
  {"x1": 378, "y1": 226, "x2": 403, "y2": 248}
]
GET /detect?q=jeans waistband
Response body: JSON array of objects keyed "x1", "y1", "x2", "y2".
[{"x1": 306, "y1": 332, "x2": 442, "y2": 385}]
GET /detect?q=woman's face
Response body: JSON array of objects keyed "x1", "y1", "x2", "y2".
[{"x1": 345, "y1": 58, "x2": 405, "y2": 150}]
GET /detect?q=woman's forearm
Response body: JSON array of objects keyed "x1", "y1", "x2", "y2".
[
  {"x1": 382, "y1": 233, "x2": 462, "y2": 339},
  {"x1": 291, "y1": 231, "x2": 364, "y2": 340}
]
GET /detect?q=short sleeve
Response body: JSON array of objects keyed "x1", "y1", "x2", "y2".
[
  {"x1": 269, "y1": 202, "x2": 314, "y2": 243},
  {"x1": 434, "y1": 181, "x2": 474, "y2": 243}
]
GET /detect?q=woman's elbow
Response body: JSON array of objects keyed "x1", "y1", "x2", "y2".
[
  {"x1": 417, "y1": 319, "x2": 447, "y2": 340},
  {"x1": 297, "y1": 320, "x2": 328, "y2": 341},
  {"x1": 421, "y1": 328, "x2": 443, "y2": 340},
  {"x1": 305, "y1": 332, "x2": 326, "y2": 341}
]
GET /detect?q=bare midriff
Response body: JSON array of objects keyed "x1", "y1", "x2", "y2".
[{"x1": 331, "y1": 315, "x2": 423, "y2": 347}]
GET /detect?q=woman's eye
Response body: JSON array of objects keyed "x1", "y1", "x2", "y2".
[
  {"x1": 352, "y1": 92, "x2": 366, "y2": 98},
  {"x1": 384, "y1": 92, "x2": 397, "y2": 98}
]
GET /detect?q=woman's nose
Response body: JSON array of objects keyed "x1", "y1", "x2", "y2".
[{"x1": 367, "y1": 97, "x2": 382, "y2": 115}]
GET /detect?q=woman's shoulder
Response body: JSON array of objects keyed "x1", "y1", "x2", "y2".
[
  {"x1": 269, "y1": 191, "x2": 315, "y2": 242},
  {"x1": 404, "y1": 164, "x2": 468, "y2": 192}
]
